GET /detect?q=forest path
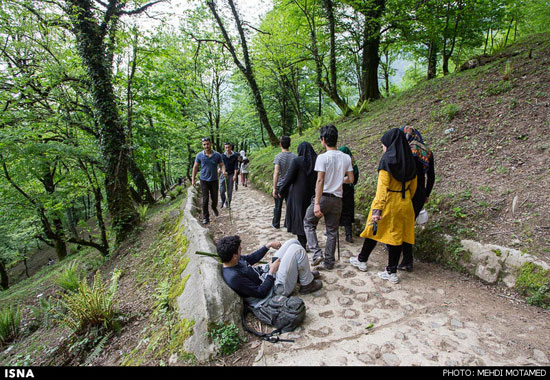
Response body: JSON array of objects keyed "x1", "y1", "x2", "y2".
[{"x1": 206, "y1": 183, "x2": 550, "y2": 366}]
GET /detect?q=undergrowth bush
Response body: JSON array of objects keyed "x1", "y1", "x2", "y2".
[
  {"x1": 515, "y1": 262, "x2": 550, "y2": 309},
  {"x1": 55, "y1": 261, "x2": 83, "y2": 292},
  {"x1": 207, "y1": 323, "x2": 245, "y2": 356},
  {"x1": 58, "y1": 270, "x2": 122, "y2": 335},
  {"x1": 30, "y1": 296, "x2": 60, "y2": 330},
  {"x1": 0, "y1": 305, "x2": 22, "y2": 345}
]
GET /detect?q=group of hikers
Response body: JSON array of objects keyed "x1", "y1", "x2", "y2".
[
  {"x1": 191, "y1": 138, "x2": 249, "y2": 225},
  {"x1": 193, "y1": 124, "x2": 435, "y2": 313}
]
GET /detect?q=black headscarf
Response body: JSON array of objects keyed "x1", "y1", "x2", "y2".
[
  {"x1": 297, "y1": 141, "x2": 317, "y2": 175},
  {"x1": 378, "y1": 128, "x2": 417, "y2": 198}
]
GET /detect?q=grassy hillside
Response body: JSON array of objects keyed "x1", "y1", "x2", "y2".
[
  {"x1": 0, "y1": 191, "x2": 197, "y2": 366},
  {"x1": 249, "y1": 33, "x2": 550, "y2": 270}
]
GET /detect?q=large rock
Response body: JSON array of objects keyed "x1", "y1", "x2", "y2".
[
  {"x1": 175, "y1": 186, "x2": 243, "y2": 362},
  {"x1": 460, "y1": 239, "x2": 550, "y2": 287}
]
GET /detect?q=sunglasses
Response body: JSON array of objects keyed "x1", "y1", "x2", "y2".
[{"x1": 201, "y1": 138, "x2": 210, "y2": 142}]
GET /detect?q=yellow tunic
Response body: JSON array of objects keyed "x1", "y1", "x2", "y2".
[{"x1": 360, "y1": 170, "x2": 417, "y2": 246}]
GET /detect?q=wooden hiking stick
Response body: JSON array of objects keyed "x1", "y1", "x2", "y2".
[
  {"x1": 195, "y1": 251, "x2": 268, "y2": 265},
  {"x1": 223, "y1": 173, "x2": 233, "y2": 225}
]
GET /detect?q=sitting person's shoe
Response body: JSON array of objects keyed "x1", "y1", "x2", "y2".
[
  {"x1": 311, "y1": 270, "x2": 321, "y2": 279},
  {"x1": 311, "y1": 255, "x2": 323, "y2": 266},
  {"x1": 349, "y1": 256, "x2": 367, "y2": 272},
  {"x1": 299, "y1": 279, "x2": 322, "y2": 294},
  {"x1": 378, "y1": 270, "x2": 399, "y2": 284},
  {"x1": 397, "y1": 263, "x2": 413, "y2": 272}
]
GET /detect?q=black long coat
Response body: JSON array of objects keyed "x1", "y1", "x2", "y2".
[
  {"x1": 278, "y1": 157, "x2": 317, "y2": 237},
  {"x1": 339, "y1": 165, "x2": 359, "y2": 227}
]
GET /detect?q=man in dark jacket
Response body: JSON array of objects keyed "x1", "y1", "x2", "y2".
[{"x1": 217, "y1": 236, "x2": 322, "y2": 308}]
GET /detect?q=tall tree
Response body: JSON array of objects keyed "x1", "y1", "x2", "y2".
[
  {"x1": 63, "y1": 0, "x2": 164, "y2": 243},
  {"x1": 206, "y1": 0, "x2": 279, "y2": 146}
]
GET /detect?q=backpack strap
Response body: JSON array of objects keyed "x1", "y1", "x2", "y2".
[{"x1": 241, "y1": 303, "x2": 295, "y2": 344}]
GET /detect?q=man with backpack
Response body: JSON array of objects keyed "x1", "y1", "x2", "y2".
[{"x1": 216, "y1": 236, "x2": 322, "y2": 309}]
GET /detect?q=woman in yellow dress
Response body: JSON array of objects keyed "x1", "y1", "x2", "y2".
[{"x1": 349, "y1": 128, "x2": 417, "y2": 284}]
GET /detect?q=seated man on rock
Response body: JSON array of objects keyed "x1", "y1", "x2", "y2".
[{"x1": 216, "y1": 236, "x2": 322, "y2": 308}]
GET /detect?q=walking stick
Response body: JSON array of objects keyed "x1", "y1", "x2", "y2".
[
  {"x1": 224, "y1": 173, "x2": 233, "y2": 225},
  {"x1": 337, "y1": 228, "x2": 340, "y2": 261},
  {"x1": 195, "y1": 251, "x2": 267, "y2": 264}
]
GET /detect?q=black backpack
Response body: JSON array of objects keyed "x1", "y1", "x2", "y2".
[{"x1": 242, "y1": 295, "x2": 306, "y2": 343}]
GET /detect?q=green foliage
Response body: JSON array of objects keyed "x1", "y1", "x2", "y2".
[
  {"x1": 55, "y1": 261, "x2": 83, "y2": 292},
  {"x1": 152, "y1": 279, "x2": 172, "y2": 319},
  {"x1": 137, "y1": 204, "x2": 149, "y2": 222},
  {"x1": 485, "y1": 80, "x2": 513, "y2": 96},
  {"x1": 515, "y1": 262, "x2": 550, "y2": 308},
  {"x1": 431, "y1": 103, "x2": 461, "y2": 122},
  {"x1": 0, "y1": 304, "x2": 22, "y2": 345},
  {"x1": 58, "y1": 270, "x2": 122, "y2": 335},
  {"x1": 29, "y1": 296, "x2": 60, "y2": 330},
  {"x1": 207, "y1": 323, "x2": 245, "y2": 356}
]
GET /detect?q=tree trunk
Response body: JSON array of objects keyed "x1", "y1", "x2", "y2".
[
  {"x1": 0, "y1": 261, "x2": 8, "y2": 290},
  {"x1": 207, "y1": 0, "x2": 279, "y2": 146},
  {"x1": 427, "y1": 41, "x2": 438, "y2": 80},
  {"x1": 128, "y1": 157, "x2": 155, "y2": 204},
  {"x1": 358, "y1": 0, "x2": 385, "y2": 103},
  {"x1": 67, "y1": 0, "x2": 138, "y2": 244}
]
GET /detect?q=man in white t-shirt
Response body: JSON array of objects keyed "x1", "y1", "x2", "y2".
[{"x1": 304, "y1": 124, "x2": 354, "y2": 270}]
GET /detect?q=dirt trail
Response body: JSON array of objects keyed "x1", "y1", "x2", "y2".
[{"x1": 207, "y1": 183, "x2": 550, "y2": 366}]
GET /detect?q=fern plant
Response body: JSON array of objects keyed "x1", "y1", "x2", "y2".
[
  {"x1": 55, "y1": 261, "x2": 82, "y2": 292},
  {"x1": 0, "y1": 305, "x2": 22, "y2": 345},
  {"x1": 58, "y1": 270, "x2": 121, "y2": 334},
  {"x1": 138, "y1": 204, "x2": 149, "y2": 222}
]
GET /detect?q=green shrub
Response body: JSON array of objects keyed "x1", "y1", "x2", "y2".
[
  {"x1": 485, "y1": 80, "x2": 513, "y2": 96},
  {"x1": 516, "y1": 262, "x2": 550, "y2": 308},
  {"x1": 30, "y1": 296, "x2": 60, "y2": 330},
  {"x1": 0, "y1": 304, "x2": 22, "y2": 345},
  {"x1": 58, "y1": 270, "x2": 122, "y2": 334},
  {"x1": 152, "y1": 279, "x2": 172, "y2": 319},
  {"x1": 55, "y1": 261, "x2": 83, "y2": 292},
  {"x1": 431, "y1": 103, "x2": 461, "y2": 122},
  {"x1": 138, "y1": 204, "x2": 149, "y2": 222},
  {"x1": 207, "y1": 323, "x2": 245, "y2": 356}
]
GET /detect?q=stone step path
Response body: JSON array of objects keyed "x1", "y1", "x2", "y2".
[{"x1": 206, "y1": 183, "x2": 550, "y2": 366}]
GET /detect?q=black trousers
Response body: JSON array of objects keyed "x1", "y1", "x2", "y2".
[
  {"x1": 272, "y1": 185, "x2": 286, "y2": 228},
  {"x1": 358, "y1": 238, "x2": 402, "y2": 273},
  {"x1": 200, "y1": 179, "x2": 218, "y2": 221}
]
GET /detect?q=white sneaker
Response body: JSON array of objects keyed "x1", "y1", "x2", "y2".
[
  {"x1": 349, "y1": 256, "x2": 367, "y2": 272},
  {"x1": 378, "y1": 270, "x2": 399, "y2": 284}
]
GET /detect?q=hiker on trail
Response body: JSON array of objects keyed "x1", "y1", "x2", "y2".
[
  {"x1": 303, "y1": 124, "x2": 354, "y2": 271},
  {"x1": 278, "y1": 142, "x2": 318, "y2": 249},
  {"x1": 216, "y1": 236, "x2": 322, "y2": 309},
  {"x1": 272, "y1": 136, "x2": 297, "y2": 229},
  {"x1": 349, "y1": 128, "x2": 417, "y2": 284},
  {"x1": 234, "y1": 152, "x2": 242, "y2": 191},
  {"x1": 219, "y1": 142, "x2": 239, "y2": 209},
  {"x1": 240, "y1": 151, "x2": 250, "y2": 187},
  {"x1": 396, "y1": 126, "x2": 435, "y2": 272},
  {"x1": 338, "y1": 146, "x2": 359, "y2": 243},
  {"x1": 192, "y1": 137, "x2": 226, "y2": 225}
]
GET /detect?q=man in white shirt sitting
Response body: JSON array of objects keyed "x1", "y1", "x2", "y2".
[{"x1": 304, "y1": 124, "x2": 354, "y2": 270}]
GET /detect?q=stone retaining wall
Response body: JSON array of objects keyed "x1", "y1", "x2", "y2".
[{"x1": 175, "y1": 186, "x2": 243, "y2": 362}]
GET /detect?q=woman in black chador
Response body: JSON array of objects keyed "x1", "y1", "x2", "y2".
[
  {"x1": 338, "y1": 146, "x2": 359, "y2": 242},
  {"x1": 278, "y1": 142, "x2": 318, "y2": 248}
]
